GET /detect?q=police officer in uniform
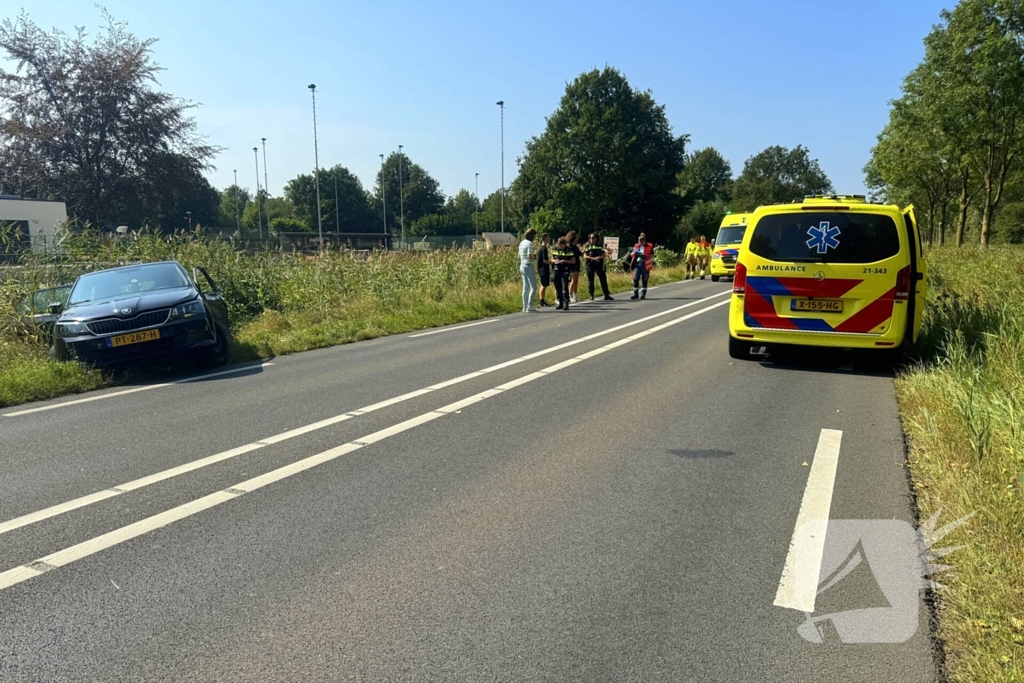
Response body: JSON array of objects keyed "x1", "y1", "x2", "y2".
[
  {"x1": 550, "y1": 236, "x2": 575, "y2": 310},
  {"x1": 583, "y1": 232, "x2": 614, "y2": 301}
]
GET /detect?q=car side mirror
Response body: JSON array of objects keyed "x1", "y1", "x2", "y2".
[{"x1": 47, "y1": 303, "x2": 63, "y2": 315}]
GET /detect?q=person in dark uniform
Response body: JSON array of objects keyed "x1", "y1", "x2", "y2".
[
  {"x1": 583, "y1": 232, "x2": 613, "y2": 301},
  {"x1": 565, "y1": 230, "x2": 583, "y2": 303},
  {"x1": 550, "y1": 236, "x2": 574, "y2": 311},
  {"x1": 536, "y1": 233, "x2": 553, "y2": 307}
]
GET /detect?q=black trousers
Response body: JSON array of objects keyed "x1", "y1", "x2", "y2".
[
  {"x1": 587, "y1": 264, "x2": 611, "y2": 298},
  {"x1": 553, "y1": 268, "x2": 571, "y2": 304}
]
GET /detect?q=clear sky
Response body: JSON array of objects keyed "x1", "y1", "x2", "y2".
[{"x1": 3, "y1": 0, "x2": 951, "y2": 202}]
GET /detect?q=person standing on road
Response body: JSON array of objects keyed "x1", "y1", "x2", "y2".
[
  {"x1": 519, "y1": 228, "x2": 538, "y2": 312},
  {"x1": 684, "y1": 236, "x2": 699, "y2": 280},
  {"x1": 629, "y1": 233, "x2": 654, "y2": 300},
  {"x1": 550, "y1": 236, "x2": 575, "y2": 311},
  {"x1": 583, "y1": 232, "x2": 613, "y2": 301},
  {"x1": 696, "y1": 234, "x2": 712, "y2": 280},
  {"x1": 566, "y1": 231, "x2": 583, "y2": 303},
  {"x1": 536, "y1": 232, "x2": 553, "y2": 307}
]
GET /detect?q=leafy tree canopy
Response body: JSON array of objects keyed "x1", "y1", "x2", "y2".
[{"x1": 732, "y1": 145, "x2": 833, "y2": 211}]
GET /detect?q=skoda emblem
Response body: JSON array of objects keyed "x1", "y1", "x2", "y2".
[
  {"x1": 120, "y1": 307, "x2": 132, "y2": 315},
  {"x1": 813, "y1": 271, "x2": 826, "y2": 282}
]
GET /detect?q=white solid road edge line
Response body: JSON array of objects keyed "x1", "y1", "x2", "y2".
[
  {"x1": 773, "y1": 428, "x2": 844, "y2": 613},
  {"x1": 2, "y1": 362, "x2": 276, "y2": 418},
  {"x1": 408, "y1": 318, "x2": 498, "y2": 338},
  {"x1": 0, "y1": 298, "x2": 730, "y2": 592},
  {"x1": 0, "y1": 290, "x2": 731, "y2": 538}
]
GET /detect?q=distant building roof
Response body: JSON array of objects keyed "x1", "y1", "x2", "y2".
[{"x1": 480, "y1": 232, "x2": 518, "y2": 248}]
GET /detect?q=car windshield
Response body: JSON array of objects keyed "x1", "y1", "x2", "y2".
[
  {"x1": 716, "y1": 227, "x2": 746, "y2": 245},
  {"x1": 748, "y1": 212, "x2": 901, "y2": 264},
  {"x1": 68, "y1": 263, "x2": 191, "y2": 305}
]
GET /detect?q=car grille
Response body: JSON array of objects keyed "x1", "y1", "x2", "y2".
[
  {"x1": 87, "y1": 309, "x2": 170, "y2": 336},
  {"x1": 722, "y1": 256, "x2": 737, "y2": 265}
]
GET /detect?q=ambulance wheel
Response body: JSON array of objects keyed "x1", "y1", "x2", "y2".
[
  {"x1": 729, "y1": 335, "x2": 755, "y2": 360},
  {"x1": 711, "y1": 275, "x2": 720, "y2": 282}
]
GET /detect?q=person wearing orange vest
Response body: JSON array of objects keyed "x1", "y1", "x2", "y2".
[
  {"x1": 696, "y1": 234, "x2": 712, "y2": 280},
  {"x1": 628, "y1": 232, "x2": 654, "y2": 300}
]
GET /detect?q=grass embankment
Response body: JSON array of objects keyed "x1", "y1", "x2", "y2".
[
  {"x1": 897, "y1": 247, "x2": 1023, "y2": 682},
  {"x1": 0, "y1": 231, "x2": 690, "y2": 408}
]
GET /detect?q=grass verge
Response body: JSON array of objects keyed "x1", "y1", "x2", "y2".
[
  {"x1": 0, "y1": 234, "x2": 693, "y2": 408},
  {"x1": 897, "y1": 246, "x2": 1024, "y2": 682}
]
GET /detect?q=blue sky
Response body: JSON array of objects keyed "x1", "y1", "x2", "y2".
[{"x1": 3, "y1": 0, "x2": 951, "y2": 202}]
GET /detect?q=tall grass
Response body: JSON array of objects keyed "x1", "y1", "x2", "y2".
[
  {"x1": 0, "y1": 229, "x2": 690, "y2": 407},
  {"x1": 897, "y1": 246, "x2": 1024, "y2": 682}
]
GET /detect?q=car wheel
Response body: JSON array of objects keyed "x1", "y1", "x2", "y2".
[
  {"x1": 728, "y1": 335, "x2": 755, "y2": 360},
  {"x1": 711, "y1": 275, "x2": 720, "y2": 282},
  {"x1": 202, "y1": 324, "x2": 230, "y2": 367}
]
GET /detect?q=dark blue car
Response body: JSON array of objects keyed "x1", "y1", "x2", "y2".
[{"x1": 51, "y1": 261, "x2": 230, "y2": 367}]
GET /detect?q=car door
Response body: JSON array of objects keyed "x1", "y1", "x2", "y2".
[
  {"x1": 902, "y1": 206, "x2": 927, "y2": 342},
  {"x1": 193, "y1": 267, "x2": 229, "y2": 331}
]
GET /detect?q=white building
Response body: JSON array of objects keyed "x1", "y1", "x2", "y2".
[{"x1": 0, "y1": 196, "x2": 69, "y2": 255}]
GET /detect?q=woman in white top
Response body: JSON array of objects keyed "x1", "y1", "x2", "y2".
[{"x1": 518, "y1": 228, "x2": 538, "y2": 312}]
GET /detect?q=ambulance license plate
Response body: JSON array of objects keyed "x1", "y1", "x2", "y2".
[{"x1": 791, "y1": 299, "x2": 844, "y2": 313}]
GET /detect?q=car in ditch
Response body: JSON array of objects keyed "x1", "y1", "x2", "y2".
[{"x1": 50, "y1": 260, "x2": 230, "y2": 367}]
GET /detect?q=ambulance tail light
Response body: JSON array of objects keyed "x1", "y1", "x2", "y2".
[
  {"x1": 895, "y1": 265, "x2": 911, "y2": 300},
  {"x1": 733, "y1": 262, "x2": 747, "y2": 295}
]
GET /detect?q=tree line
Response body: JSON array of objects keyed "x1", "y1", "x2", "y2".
[
  {"x1": 1, "y1": 10, "x2": 838, "y2": 251},
  {"x1": 866, "y1": 0, "x2": 1024, "y2": 247}
]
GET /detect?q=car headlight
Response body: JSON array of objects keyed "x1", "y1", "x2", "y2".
[
  {"x1": 170, "y1": 299, "x2": 206, "y2": 320},
  {"x1": 712, "y1": 253, "x2": 721, "y2": 260},
  {"x1": 57, "y1": 322, "x2": 91, "y2": 336}
]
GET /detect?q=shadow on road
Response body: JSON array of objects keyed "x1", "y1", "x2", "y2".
[{"x1": 753, "y1": 346, "x2": 898, "y2": 379}]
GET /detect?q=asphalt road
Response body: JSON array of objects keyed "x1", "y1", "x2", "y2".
[{"x1": 0, "y1": 278, "x2": 940, "y2": 682}]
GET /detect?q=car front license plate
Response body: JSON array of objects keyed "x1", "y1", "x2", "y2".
[
  {"x1": 108, "y1": 329, "x2": 161, "y2": 347},
  {"x1": 791, "y1": 298, "x2": 844, "y2": 313}
]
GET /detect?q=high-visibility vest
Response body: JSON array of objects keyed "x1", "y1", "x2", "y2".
[
  {"x1": 550, "y1": 248, "x2": 574, "y2": 267},
  {"x1": 685, "y1": 242, "x2": 698, "y2": 257},
  {"x1": 696, "y1": 241, "x2": 712, "y2": 258},
  {"x1": 631, "y1": 243, "x2": 654, "y2": 272}
]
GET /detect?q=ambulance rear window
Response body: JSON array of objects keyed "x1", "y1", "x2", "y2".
[{"x1": 748, "y1": 212, "x2": 901, "y2": 264}]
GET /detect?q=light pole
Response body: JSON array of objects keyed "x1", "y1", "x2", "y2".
[
  {"x1": 398, "y1": 144, "x2": 405, "y2": 248},
  {"x1": 474, "y1": 172, "x2": 479, "y2": 237},
  {"x1": 233, "y1": 169, "x2": 240, "y2": 231},
  {"x1": 185, "y1": 211, "x2": 192, "y2": 231},
  {"x1": 262, "y1": 137, "x2": 270, "y2": 237},
  {"x1": 379, "y1": 154, "x2": 387, "y2": 244},
  {"x1": 308, "y1": 84, "x2": 323, "y2": 251},
  {"x1": 496, "y1": 100, "x2": 505, "y2": 233},
  {"x1": 253, "y1": 147, "x2": 263, "y2": 240}
]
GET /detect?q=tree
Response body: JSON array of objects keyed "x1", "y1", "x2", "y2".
[
  {"x1": 921, "y1": 0, "x2": 1024, "y2": 247},
  {"x1": 994, "y1": 202, "x2": 1024, "y2": 243},
  {"x1": 678, "y1": 200, "x2": 728, "y2": 243},
  {"x1": 731, "y1": 145, "x2": 833, "y2": 211},
  {"x1": 371, "y1": 152, "x2": 445, "y2": 236},
  {"x1": 285, "y1": 165, "x2": 374, "y2": 233},
  {"x1": 218, "y1": 185, "x2": 251, "y2": 228},
  {"x1": 678, "y1": 147, "x2": 733, "y2": 205},
  {"x1": 475, "y1": 189, "x2": 525, "y2": 234},
  {"x1": 0, "y1": 11, "x2": 217, "y2": 227},
  {"x1": 514, "y1": 67, "x2": 688, "y2": 244},
  {"x1": 444, "y1": 189, "x2": 480, "y2": 228}
]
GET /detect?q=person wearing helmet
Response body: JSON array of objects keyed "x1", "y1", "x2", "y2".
[{"x1": 628, "y1": 233, "x2": 654, "y2": 300}]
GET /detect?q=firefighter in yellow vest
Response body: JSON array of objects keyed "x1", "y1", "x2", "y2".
[
  {"x1": 684, "y1": 237, "x2": 699, "y2": 280},
  {"x1": 696, "y1": 235, "x2": 712, "y2": 280}
]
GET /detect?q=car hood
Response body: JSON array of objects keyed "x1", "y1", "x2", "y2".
[{"x1": 61, "y1": 287, "x2": 198, "y2": 322}]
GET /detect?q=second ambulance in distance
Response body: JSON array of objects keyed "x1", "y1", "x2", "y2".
[
  {"x1": 710, "y1": 212, "x2": 751, "y2": 282},
  {"x1": 728, "y1": 195, "x2": 927, "y2": 360}
]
